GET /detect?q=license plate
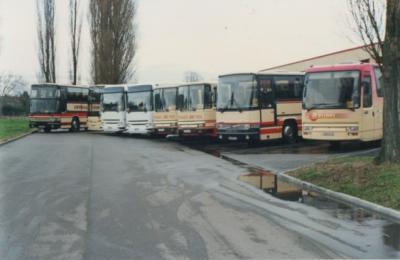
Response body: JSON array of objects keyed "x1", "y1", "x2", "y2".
[
  {"x1": 323, "y1": 131, "x2": 334, "y2": 136},
  {"x1": 228, "y1": 136, "x2": 238, "y2": 141},
  {"x1": 159, "y1": 128, "x2": 165, "y2": 132},
  {"x1": 184, "y1": 129, "x2": 191, "y2": 133},
  {"x1": 134, "y1": 128, "x2": 140, "y2": 131}
]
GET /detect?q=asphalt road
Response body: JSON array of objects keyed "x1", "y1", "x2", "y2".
[{"x1": 0, "y1": 133, "x2": 397, "y2": 259}]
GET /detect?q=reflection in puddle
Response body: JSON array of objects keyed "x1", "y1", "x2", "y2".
[{"x1": 190, "y1": 141, "x2": 400, "y2": 257}]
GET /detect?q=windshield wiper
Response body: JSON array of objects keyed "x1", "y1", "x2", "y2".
[
  {"x1": 306, "y1": 103, "x2": 342, "y2": 111},
  {"x1": 219, "y1": 105, "x2": 229, "y2": 113},
  {"x1": 231, "y1": 93, "x2": 243, "y2": 113}
]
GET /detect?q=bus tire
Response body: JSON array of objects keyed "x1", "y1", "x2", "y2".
[
  {"x1": 44, "y1": 126, "x2": 51, "y2": 133},
  {"x1": 71, "y1": 118, "x2": 80, "y2": 132},
  {"x1": 283, "y1": 122, "x2": 298, "y2": 144}
]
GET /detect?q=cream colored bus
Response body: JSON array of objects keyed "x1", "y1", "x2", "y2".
[
  {"x1": 302, "y1": 63, "x2": 383, "y2": 145},
  {"x1": 153, "y1": 85, "x2": 179, "y2": 136},
  {"x1": 177, "y1": 82, "x2": 217, "y2": 137},
  {"x1": 216, "y1": 72, "x2": 304, "y2": 143},
  {"x1": 87, "y1": 85, "x2": 104, "y2": 131}
]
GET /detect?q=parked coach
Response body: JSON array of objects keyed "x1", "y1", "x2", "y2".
[
  {"x1": 302, "y1": 63, "x2": 383, "y2": 146},
  {"x1": 29, "y1": 83, "x2": 89, "y2": 132},
  {"x1": 216, "y1": 72, "x2": 305, "y2": 144}
]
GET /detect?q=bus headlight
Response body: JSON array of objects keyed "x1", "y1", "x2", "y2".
[
  {"x1": 346, "y1": 126, "x2": 359, "y2": 133},
  {"x1": 303, "y1": 126, "x2": 313, "y2": 132}
]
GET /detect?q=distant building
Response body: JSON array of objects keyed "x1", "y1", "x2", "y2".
[{"x1": 260, "y1": 45, "x2": 375, "y2": 73}]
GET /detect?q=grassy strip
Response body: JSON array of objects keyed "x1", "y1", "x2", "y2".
[
  {"x1": 0, "y1": 118, "x2": 32, "y2": 142},
  {"x1": 289, "y1": 156, "x2": 400, "y2": 210}
]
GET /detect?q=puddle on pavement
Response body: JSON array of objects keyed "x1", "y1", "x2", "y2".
[{"x1": 199, "y1": 147, "x2": 400, "y2": 255}]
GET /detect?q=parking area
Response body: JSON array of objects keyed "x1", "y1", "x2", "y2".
[{"x1": 0, "y1": 132, "x2": 398, "y2": 259}]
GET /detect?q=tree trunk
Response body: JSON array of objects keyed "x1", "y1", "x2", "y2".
[{"x1": 379, "y1": 0, "x2": 400, "y2": 163}]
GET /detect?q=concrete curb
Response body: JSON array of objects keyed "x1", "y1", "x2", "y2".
[
  {"x1": 277, "y1": 171, "x2": 400, "y2": 223},
  {"x1": 219, "y1": 152, "x2": 400, "y2": 223},
  {"x1": 0, "y1": 129, "x2": 37, "y2": 147}
]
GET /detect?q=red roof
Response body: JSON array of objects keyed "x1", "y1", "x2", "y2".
[{"x1": 305, "y1": 63, "x2": 377, "y2": 73}]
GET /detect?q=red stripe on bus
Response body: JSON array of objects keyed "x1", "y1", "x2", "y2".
[{"x1": 260, "y1": 128, "x2": 282, "y2": 134}]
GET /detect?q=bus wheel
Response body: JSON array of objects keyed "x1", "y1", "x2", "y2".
[
  {"x1": 44, "y1": 127, "x2": 51, "y2": 133},
  {"x1": 71, "y1": 118, "x2": 80, "y2": 132},
  {"x1": 283, "y1": 122, "x2": 298, "y2": 144}
]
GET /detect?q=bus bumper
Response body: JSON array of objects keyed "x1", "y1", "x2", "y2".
[
  {"x1": 29, "y1": 120, "x2": 61, "y2": 130},
  {"x1": 302, "y1": 125, "x2": 360, "y2": 141},
  {"x1": 178, "y1": 127, "x2": 215, "y2": 137},
  {"x1": 126, "y1": 124, "x2": 153, "y2": 135},
  {"x1": 217, "y1": 130, "x2": 259, "y2": 142},
  {"x1": 153, "y1": 127, "x2": 177, "y2": 136},
  {"x1": 102, "y1": 124, "x2": 126, "y2": 133}
]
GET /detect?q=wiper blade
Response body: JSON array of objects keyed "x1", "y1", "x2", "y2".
[
  {"x1": 230, "y1": 93, "x2": 243, "y2": 113},
  {"x1": 306, "y1": 103, "x2": 343, "y2": 111}
]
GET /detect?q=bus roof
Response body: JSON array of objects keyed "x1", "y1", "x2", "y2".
[
  {"x1": 31, "y1": 83, "x2": 89, "y2": 88},
  {"x1": 127, "y1": 84, "x2": 153, "y2": 93},
  {"x1": 176, "y1": 82, "x2": 217, "y2": 87},
  {"x1": 219, "y1": 71, "x2": 305, "y2": 78},
  {"x1": 305, "y1": 63, "x2": 378, "y2": 73},
  {"x1": 152, "y1": 84, "x2": 180, "y2": 90}
]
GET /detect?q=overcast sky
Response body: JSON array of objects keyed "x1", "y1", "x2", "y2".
[{"x1": 0, "y1": 0, "x2": 361, "y2": 85}]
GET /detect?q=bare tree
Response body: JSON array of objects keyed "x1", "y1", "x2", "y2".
[
  {"x1": 184, "y1": 71, "x2": 203, "y2": 83},
  {"x1": 69, "y1": 0, "x2": 83, "y2": 85},
  {"x1": 348, "y1": 0, "x2": 386, "y2": 70},
  {"x1": 379, "y1": 0, "x2": 400, "y2": 163},
  {"x1": 349, "y1": 0, "x2": 400, "y2": 163},
  {"x1": 36, "y1": 0, "x2": 56, "y2": 83},
  {"x1": 89, "y1": 0, "x2": 137, "y2": 84},
  {"x1": 0, "y1": 74, "x2": 28, "y2": 96}
]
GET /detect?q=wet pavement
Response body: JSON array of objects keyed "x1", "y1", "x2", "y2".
[
  {"x1": 0, "y1": 132, "x2": 398, "y2": 259},
  {"x1": 181, "y1": 137, "x2": 399, "y2": 258}
]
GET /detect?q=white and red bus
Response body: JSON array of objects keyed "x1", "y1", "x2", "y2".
[
  {"x1": 302, "y1": 63, "x2": 383, "y2": 145},
  {"x1": 29, "y1": 83, "x2": 89, "y2": 132},
  {"x1": 216, "y1": 72, "x2": 305, "y2": 143}
]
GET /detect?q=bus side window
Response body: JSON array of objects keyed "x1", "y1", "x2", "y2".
[
  {"x1": 259, "y1": 79, "x2": 274, "y2": 109},
  {"x1": 363, "y1": 76, "x2": 372, "y2": 108}
]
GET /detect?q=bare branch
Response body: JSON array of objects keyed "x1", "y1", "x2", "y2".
[
  {"x1": 36, "y1": 0, "x2": 56, "y2": 83},
  {"x1": 69, "y1": 0, "x2": 83, "y2": 85},
  {"x1": 348, "y1": 0, "x2": 386, "y2": 71},
  {"x1": 89, "y1": 0, "x2": 137, "y2": 84}
]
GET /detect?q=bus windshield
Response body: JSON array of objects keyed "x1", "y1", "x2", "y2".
[
  {"x1": 127, "y1": 91, "x2": 153, "y2": 112},
  {"x1": 31, "y1": 85, "x2": 60, "y2": 99},
  {"x1": 102, "y1": 92, "x2": 125, "y2": 112},
  {"x1": 30, "y1": 99, "x2": 59, "y2": 114},
  {"x1": 178, "y1": 85, "x2": 205, "y2": 111},
  {"x1": 155, "y1": 88, "x2": 177, "y2": 112},
  {"x1": 217, "y1": 75, "x2": 258, "y2": 111},
  {"x1": 304, "y1": 71, "x2": 360, "y2": 110}
]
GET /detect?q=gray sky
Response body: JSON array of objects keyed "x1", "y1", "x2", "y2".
[{"x1": 0, "y1": 0, "x2": 360, "y2": 85}]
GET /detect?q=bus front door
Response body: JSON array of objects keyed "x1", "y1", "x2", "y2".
[
  {"x1": 259, "y1": 78, "x2": 276, "y2": 140},
  {"x1": 361, "y1": 75, "x2": 375, "y2": 141}
]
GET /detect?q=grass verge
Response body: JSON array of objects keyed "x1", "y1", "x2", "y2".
[
  {"x1": 0, "y1": 117, "x2": 32, "y2": 142},
  {"x1": 289, "y1": 156, "x2": 400, "y2": 210}
]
